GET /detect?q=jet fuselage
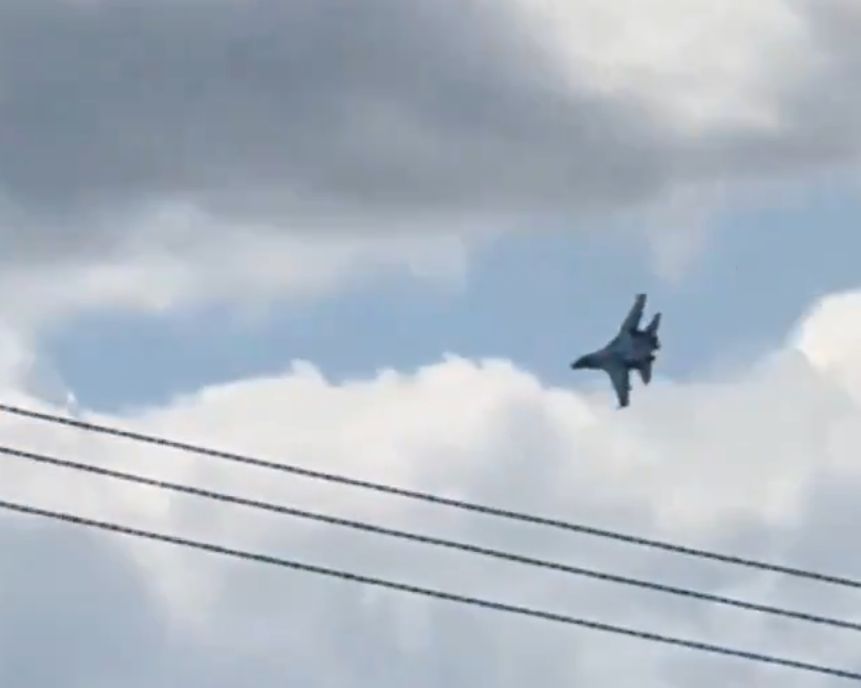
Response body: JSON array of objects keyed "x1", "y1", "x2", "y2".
[
  {"x1": 576, "y1": 331, "x2": 656, "y2": 370},
  {"x1": 569, "y1": 293, "x2": 661, "y2": 407}
]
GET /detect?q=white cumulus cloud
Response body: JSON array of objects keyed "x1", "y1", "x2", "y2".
[{"x1": 1, "y1": 288, "x2": 861, "y2": 685}]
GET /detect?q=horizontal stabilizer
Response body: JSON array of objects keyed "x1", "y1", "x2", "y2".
[{"x1": 637, "y1": 357, "x2": 654, "y2": 385}]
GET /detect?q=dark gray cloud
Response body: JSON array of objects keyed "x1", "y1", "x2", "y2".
[
  {"x1": 0, "y1": 0, "x2": 673, "y2": 225},
  {"x1": 6, "y1": 0, "x2": 858, "y2": 235},
  {"x1": 688, "y1": 1, "x2": 861, "y2": 185},
  {"x1": 0, "y1": 0, "x2": 858, "y2": 319},
  {"x1": 790, "y1": 1, "x2": 861, "y2": 160}
]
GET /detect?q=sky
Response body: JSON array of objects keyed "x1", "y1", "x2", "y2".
[{"x1": 2, "y1": 0, "x2": 861, "y2": 685}]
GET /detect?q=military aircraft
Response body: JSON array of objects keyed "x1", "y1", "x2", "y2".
[{"x1": 570, "y1": 293, "x2": 661, "y2": 408}]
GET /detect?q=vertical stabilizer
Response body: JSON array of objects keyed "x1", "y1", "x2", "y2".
[{"x1": 645, "y1": 313, "x2": 661, "y2": 348}]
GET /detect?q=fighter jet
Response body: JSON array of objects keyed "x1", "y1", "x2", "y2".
[{"x1": 570, "y1": 293, "x2": 661, "y2": 408}]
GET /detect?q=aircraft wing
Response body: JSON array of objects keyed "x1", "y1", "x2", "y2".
[
  {"x1": 618, "y1": 293, "x2": 646, "y2": 334},
  {"x1": 605, "y1": 362, "x2": 631, "y2": 408}
]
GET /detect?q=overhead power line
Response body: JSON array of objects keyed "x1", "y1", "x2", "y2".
[
  {"x1": 2, "y1": 402, "x2": 860, "y2": 590},
  {"x1": 0, "y1": 498, "x2": 858, "y2": 682},
  {"x1": 2, "y1": 442, "x2": 858, "y2": 633}
]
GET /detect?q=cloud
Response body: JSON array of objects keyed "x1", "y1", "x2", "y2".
[
  {"x1": 0, "y1": 0, "x2": 859, "y2": 319},
  {"x1": 2, "y1": 0, "x2": 854, "y2": 221},
  {"x1": 791, "y1": 290, "x2": 861, "y2": 403},
  {"x1": 0, "y1": 202, "x2": 475, "y2": 330},
  {"x1": 1, "y1": 288, "x2": 861, "y2": 685},
  {"x1": 508, "y1": 0, "x2": 813, "y2": 132},
  {"x1": 0, "y1": 0, "x2": 662, "y2": 221}
]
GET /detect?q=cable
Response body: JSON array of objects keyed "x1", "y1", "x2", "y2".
[
  {"x1": 2, "y1": 443, "x2": 858, "y2": 633},
  {"x1": 3, "y1": 402, "x2": 860, "y2": 590},
  {"x1": 0, "y1": 499, "x2": 858, "y2": 681}
]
